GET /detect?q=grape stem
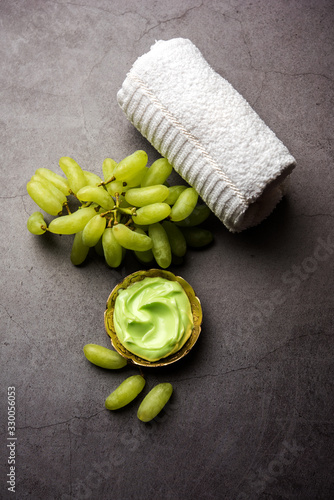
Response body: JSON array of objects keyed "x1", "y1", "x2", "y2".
[
  {"x1": 118, "y1": 207, "x2": 136, "y2": 216},
  {"x1": 98, "y1": 176, "x2": 115, "y2": 186},
  {"x1": 69, "y1": 190, "x2": 79, "y2": 200},
  {"x1": 64, "y1": 202, "x2": 71, "y2": 215},
  {"x1": 100, "y1": 209, "x2": 116, "y2": 217}
]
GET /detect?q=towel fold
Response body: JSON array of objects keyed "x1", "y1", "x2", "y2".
[{"x1": 117, "y1": 38, "x2": 296, "y2": 232}]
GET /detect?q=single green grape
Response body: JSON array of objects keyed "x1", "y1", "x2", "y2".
[
  {"x1": 83, "y1": 170, "x2": 103, "y2": 187},
  {"x1": 125, "y1": 185, "x2": 169, "y2": 207},
  {"x1": 175, "y1": 204, "x2": 211, "y2": 227},
  {"x1": 35, "y1": 168, "x2": 70, "y2": 195},
  {"x1": 76, "y1": 186, "x2": 115, "y2": 210},
  {"x1": 141, "y1": 158, "x2": 173, "y2": 187},
  {"x1": 105, "y1": 180, "x2": 126, "y2": 197},
  {"x1": 181, "y1": 227, "x2": 213, "y2": 247},
  {"x1": 118, "y1": 196, "x2": 132, "y2": 208},
  {"x1": 113, "y1": 223, "x2": 152, "y2": 251},
  {"x1": 83, "y1": 344, "x2": 127, "y2": 369},
  {"x1": 164, "y1": 185, "x2": 187, "y2": 205},
  {"x1": 170, "y1": 187, "x2": 198, "y2": 222},
  {"x1": 94, "y1": 235, "x2": 104, "y2": 257},
  {"x1": 124, "y1": 167, "x2": 147, "y2": 188},
  {"x1": 149, "y1": 222, "x2": 172, "y2": 269},
  {"x1": 27, "y1": 211, "x2": 47, "y2": 235},
  {"x1": 82, "y1": 214, "x2": 107, "y2": 247},
  {"x1": 133, "y1": 228, "x2": 154, "y2": 264},
  {"x1": 27, "y1": 180, "x2": 63, "y2": 216},
  {"x1": 105, "y1": 375, "x2": 146, "y2": 410},
  {"x1": 59, "y1": 157, "x2": 87, "y2": 195},
  {"x1": 162, "y1": 221, "x2": 187, "y2": 257},
  {"x1": 70, "y1": 231, "x2": 89, "y2": 265},
  {"x1": 30, "y1": 174, "x2": 67, "y2": 205},
  {"x1": 102, "y1": 158, "x2": 118, "y2": 196},
  {"x1": 113, "y1": 150, "x2": 148, "y2": 183},
  {"x1": 48, "y1": 206, "x2": 97, "y2": 234},
  {"x1": 137, "y1": 383, "x2": 173, "y2": 422},
  {"x1": 102, "y1": 227, "x2": 123, "y2": 268},
  {"x1": 134, "y1": 248, "x2": 154, "y2": 265},
  {"x1": 132, "y1": 203, "x2": 171, "y2": 225},
  {"x1": 102, "y1": 158, "x2": 117, "y2": 182},
  {"x1": 133, "y1": 222, "x2": 149, "y2": 231}
]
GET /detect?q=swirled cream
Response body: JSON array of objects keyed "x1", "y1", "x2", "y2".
[{"x1": 113, "y1": 277, "x2": 194, "y2": 361}]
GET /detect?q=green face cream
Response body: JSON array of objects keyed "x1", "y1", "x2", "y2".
[{"x1": 113, "y1": 277, "x2": 194, "y2": 362}]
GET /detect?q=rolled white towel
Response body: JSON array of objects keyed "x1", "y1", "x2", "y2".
[{"x1": 117, "y1": 38, "x2": 296, "y2": 232}]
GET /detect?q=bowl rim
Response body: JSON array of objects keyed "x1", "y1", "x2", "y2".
[{"x1": 104, "y1": 269, "x2": 202, "y2": 367}]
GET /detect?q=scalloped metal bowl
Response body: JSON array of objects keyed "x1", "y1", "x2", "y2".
[{"x1": 104, "y1": 269, "x2": 202, "y2": 367}]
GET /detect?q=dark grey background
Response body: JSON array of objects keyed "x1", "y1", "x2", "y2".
[{"x1": 1, "y1": 1, "x2": 333, "y2": 499}]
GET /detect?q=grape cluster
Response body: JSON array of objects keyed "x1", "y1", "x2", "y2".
[
  {"x1": 84, "y1": 344, "x2": 173, "y2": 422},
  {"x1": 26, "y1": 151, "x2": 213, "y2": 268}
]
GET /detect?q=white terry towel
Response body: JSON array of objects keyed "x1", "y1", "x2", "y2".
[{"x1": 117, "y1": 38, "x2": 296, "y2": 232}]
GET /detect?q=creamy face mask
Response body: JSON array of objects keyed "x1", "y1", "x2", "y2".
[{"x1": 113, "y1": 277, "x2": 194, "y2": 362}]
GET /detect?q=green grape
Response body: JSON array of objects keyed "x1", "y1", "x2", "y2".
[
  {"x1": 35, "y1": 168, "x2": 70, "y2": 195},
  {"x1": 94, "y1": 235, "x2": 104, "y2": 256},
  {"x1": 141, "y1": 158, "x2": 173, "y2": 187},
  {"x1": 96, "y1": 205, "x2": 107, "y2": 214},
  {"x1": 82, "y1": 214, "x2": 107, "y2": 247},
  {"x1": 102, "y1": 158, "x2": 118, "y2": 196},
  {"x1": 164, "y1": 185, "x2": 187, "y2": 205},
  {"x1": 118, "y1": 196, "x2": 131, "y2": 208},
  {"x1": 125, "y1": 185, "x2": 169, "y2": 207},
  {"x1": 113, "y1": 223, "x2": 152, "y2": 251},
  {"x1": 170, "y1": 187, "x2": 198, "y2": 222},
  {"x1": 83, "y1": 170, "x2": 103, "y2": 187},
  {"x1": 105, "y1": 180, "x2": 126, "y2": 197},
  {"x1": 113, "y1": 150, "x2": 148, "y2": 183},
  {"x1": 76, "y1": 186, "x2": 115, "y2": 210},
  {"x1": 70, "y1": 230, "x2": 89, "y2": 265},
  {"x1": 83, "y1": 344, "x2": 127, "y2": 369},
  {"x1": 149, "y1": 223, "x2": 172, "y2": 269},
  {"x1": 133, "y1": 203, "x2": 171, "y2": 225},
  {"x1": 133, "y1": 222, "x2": 149, "y2": 231},
  {"x1": 102, "y1": 227, "x2": 123, "y2": 268},
  {"x1": 162, "y1": 221, "x2": 187, "y2": 257},
  {"x1": 27, "y1": 211, "x2": 47, "y2": 235},
  {"x1": 175, "y1": 204, "x2": 211, "y2": 227},
  {"x1": 102, "y1": 158, "x2": 117, "y2": 182},
  {"x1": 181, "y1": 227, "x2": 213, "y2": 247},
  {"x1": 48, "y1": 206, "x2": 97, "y2": 234},
  {"x1": 59, "y1": 157, "x2": 87, "y2": 195},
  {"x1": 124, "y1": 168, "x2": 147, "y2": 188},
  {"x1": 134, "y1": 248, "x2": 154, "y2": 265},
  {"x1": 30, "y1": 174, "x2": 67, "y2": 205},
  {"x1": 133, "y1": 228, "x2": 154, "y2": 264},
  {"x1": 105, "y1": 375, "x2": 146, "y2": 410},
  {"x1": 27, "y1": 180, "x2": 63, "y2": 216},
  {"x1": 137, "y1": 383, "x2": 173, "y2": 422}
]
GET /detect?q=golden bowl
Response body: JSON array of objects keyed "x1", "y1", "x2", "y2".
[{"x1": 104, "y1": 269, "x2": 202, "y2": 367}]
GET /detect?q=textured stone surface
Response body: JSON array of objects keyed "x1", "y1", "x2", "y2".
[{"x1": 1, "y1": 1, "x2": 333, "y2": 499}]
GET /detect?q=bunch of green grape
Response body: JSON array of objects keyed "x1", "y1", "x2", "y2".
[{"x1": 26, "y1": 150, "x2": 213, "y2": 268}]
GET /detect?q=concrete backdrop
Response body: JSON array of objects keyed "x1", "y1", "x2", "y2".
[{"x1": 1, "y1": 1, "x2": 333, "y2": 499}]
